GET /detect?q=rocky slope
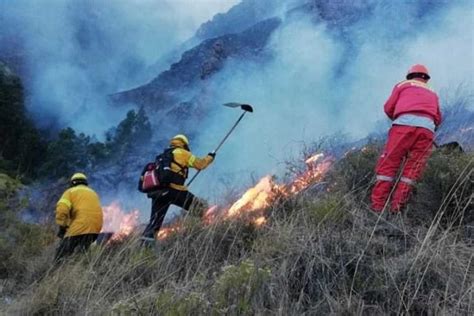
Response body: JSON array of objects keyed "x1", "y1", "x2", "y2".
[
  {"x1": 110, "y1": 0, "x2": 451, "y2": 118},
  {"x1": 110, "y1": 17, "x2": 281, "y2": 111}
]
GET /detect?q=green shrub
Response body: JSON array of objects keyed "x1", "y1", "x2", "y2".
[
  {"x1": 212, "y1": 259, "x2": 271, "y2": 315},
  {"x1": 0, "y1": 173, "x2": 22, "y2": 199},
  {"x1": 152, "y1": 290, "x2": 208, "y2": 315},
  {"x1": 0, "y1": 174, "x2": 55, "y2": 281},
  {"x1": 306, "y1": 194, "x2": 348, "y2": 225},
  {"x1": 411, "y1": 150, "x2": 474, "y2": 227},
  {"x1": 112, "y1": 287, "x2": 209, "y2": 315},
  {"x1": 326, "y1": 143, "x2": 381, "y2": 197}
]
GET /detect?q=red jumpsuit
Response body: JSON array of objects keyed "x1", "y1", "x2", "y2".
[{"x1": 371, "y1": 79, "x2": 442, "y2": 212}]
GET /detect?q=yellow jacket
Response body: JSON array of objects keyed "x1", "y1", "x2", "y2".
[
  {"x1": 55, "y1": 185, "x2": 103, "y2": 237},
  {"x1": 169, "y1": 139, "x2": 213, "y2": 191}
]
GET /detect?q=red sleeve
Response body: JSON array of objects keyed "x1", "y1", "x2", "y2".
[{"x1": 383, "y1": 84, "x2": 401, "y2": 120}]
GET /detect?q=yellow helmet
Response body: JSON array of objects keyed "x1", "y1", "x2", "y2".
[
  {"x1": 71, "y1": 172, "x2": 87, "y2": 182},
  {"x1": 171, "y1": 134, "x2": 189, "y2": 146}
]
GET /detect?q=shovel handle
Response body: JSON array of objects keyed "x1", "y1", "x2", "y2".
[
  {"x1": 187, "y1": 107, "x2": 251, "y2": 187},
  {"x1": 187, "y1": 170, "x2": 201, "y2": 186}
]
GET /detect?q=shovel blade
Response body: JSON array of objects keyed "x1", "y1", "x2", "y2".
[{"x1": 223, "y1": 102, "x2": 254, "y2": 112}]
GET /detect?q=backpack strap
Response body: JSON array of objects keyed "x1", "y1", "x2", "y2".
[
  {"x1": 159, "y1": 148, "x2": 188, "y2": 178},
  {"x1": 170, "y1": 148, "x2": 188, "y2": 178}
]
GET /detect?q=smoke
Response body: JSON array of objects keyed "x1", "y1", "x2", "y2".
[
  {"x1": 3, "y1": 1, "x2": 473, "y2": 220},
  {"x1": 0, "y1": 0, "x2": 238, "y2": 136},
  {"x1": 191, "y1": 0, "x2": 474, "y2": 200}
]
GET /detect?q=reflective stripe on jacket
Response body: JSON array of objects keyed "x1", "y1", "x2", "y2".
[
  {"x1": 384, "y1": 79, "x2": 442, "y2": 126},
  {"x1": 168, "y1": 139, "x2": 213, "y2": 191},
  {"x1": 56, "y1": 185, "x2": 103, "y2": 237},
  {"x1": 392, "y1": 114, "x2": 436, "y2": 132}
]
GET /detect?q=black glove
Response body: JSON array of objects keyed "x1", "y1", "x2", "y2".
[
  {"x1": 208, "y1": 152, "x2": 216, "y2": 159},
  {"x1": 57, "y1": 226, "x2": 67, "y2": 239}
]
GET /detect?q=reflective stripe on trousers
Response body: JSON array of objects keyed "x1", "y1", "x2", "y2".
[
  {"x1": 400, "y1": 177, "x2": 415, "y2": 185},
  {"x1": 376, "y1": 175, "x2": 394, "y2": 182}
]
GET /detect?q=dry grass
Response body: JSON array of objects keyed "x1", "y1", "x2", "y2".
[{"x1": 1, "y1": 149, "x2": 473, "y2": 315}]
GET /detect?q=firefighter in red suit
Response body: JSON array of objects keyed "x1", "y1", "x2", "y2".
[{"x1": 371, "y1": 64, "x2": 442, "y2": 213}]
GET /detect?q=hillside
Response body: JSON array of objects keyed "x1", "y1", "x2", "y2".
[
  {"x1": 1, "y1": 144, "x2": 472, "y2": 314},
  {"x1": 0, "y1": 61, "x2": 45, "y2": 179},
  {"x1": 0, "y1": 1, "x2": 473, "y2": 314},
  {"x1": 110, "y1": 0, "x2": 451, "y2": 117},
  {"x1": 110, "y1": 17, "x2": 281, "y2": 112}
]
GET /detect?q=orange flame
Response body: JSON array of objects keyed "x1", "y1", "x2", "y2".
[
  {"x1": 156, "y1": 225, "x2": 181, "y2": 240},
  {"x1": 227, "y1": 176, "x2": 274, "y2": 218},
  {"x1": 157, "y1": 152, "x2": 334, "y2": 240},
  {"x1": 101, "y1": 202, "x2": 139, "y2": 242},
  {"x1": 221, "y1": 153, "x2": 333, "y2": 222},
  {"x1": 253, "y1": 216, "x2": 267, "y2": 226},
  {"x1": 288, "y1": 154, "x2": 333, "y2": 194},
  {"x1": 305, "y1": 153, "x2": 324, "y2": 164}
]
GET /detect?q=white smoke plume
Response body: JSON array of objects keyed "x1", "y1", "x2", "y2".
[
  {"x1": 2, "y1": 1, "x2": 473, "y2": 220},
  {"x1": 0, "y1": 0, "x2": 238, "y2": 136},
  {"x1": 191, "y1": 1, "x2": 474, "y2": 200}
]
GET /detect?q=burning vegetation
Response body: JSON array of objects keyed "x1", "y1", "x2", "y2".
[
  {"x1": 3, "y1": 144, "x2": 472, "y2": 315},
  {"x1": 98, "y1": 152, "x2": 334, "y2": 242},
  {"x1": 100, "y1": 202, "x2": 139, "y2": 243},
  {"x1": 2, "y1": 141, "x2": 472, "y2": 315},
  {"x1": 156, "y1": 152, "x2": 334, "y2": 240}
]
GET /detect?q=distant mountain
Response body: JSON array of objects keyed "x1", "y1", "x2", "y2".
[
  {"x1": 111, "y1": 17, "x2": 281, "y2": 113},
  {"x1": 195, "y1": 0, "x2": 293, "y2": 40},
  {"x1": 111, "y1": 0, "x2": 450, "y2": 117}
]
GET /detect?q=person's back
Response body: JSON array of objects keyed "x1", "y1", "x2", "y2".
[
  {"x1": 371, "y1": 64, "x2": 442, "y2": 214},
  {"x1": 55, "y1": 173, "x2": 103, "y2": 260},
  {"x1": 57, "y1": 185, "x2": 103, "y2": 237},
  {"x1": 384, "y1": 78, "x2": 442, "y2": 131},
  {"x1": 168, "y1": 138, "x2": 213, "y2": 191}
]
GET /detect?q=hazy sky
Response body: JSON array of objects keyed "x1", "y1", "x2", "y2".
[
  {"x1": 0, "y1": 0, "x2": 240, "y2": 135},
  {"x1": 165, "y1": 0, "x2": 240, "y2": 38},
  {"x1": 191, "y1": 0, "x2": 474, "y2": 200}
]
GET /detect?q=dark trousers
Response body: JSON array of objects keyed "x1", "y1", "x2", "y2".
[
  {"x1": 142, "y1": 189, "x2": 205, "y2": 238},
  {"x1": 55, "y1": 234, "x2": 98, "y2": 261}
]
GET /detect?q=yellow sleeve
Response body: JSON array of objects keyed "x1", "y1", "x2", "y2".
[
  {"x1": 188, "y1": 153, "x2": 214, "y2": 170},
  {"x1": 56, "y1": 190, "x2": 72, "y2": 227}
]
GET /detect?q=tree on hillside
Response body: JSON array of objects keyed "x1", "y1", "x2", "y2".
[
  {"x1": 39, "y1": 128, "x2": 90, "y2": 178},
  {"x1": 105, "y1": 107, "x2": 152, "y2": 159},
  {"x1": 0, "y1": 62, "x2": 46, "y2": 179},
  {"x1": 38, "y1": 107, "x2": 153, "y2": 178}
]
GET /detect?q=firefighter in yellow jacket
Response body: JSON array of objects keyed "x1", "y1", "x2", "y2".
[
  {"x1": 141, "y1": 134, "x2": 214, "y2": 241},
  {"x1": 55, "y1": 173, "x2": 103, "y2": 260}
]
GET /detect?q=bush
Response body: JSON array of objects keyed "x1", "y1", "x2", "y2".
[
  {"x1": 0, "y1": 173, "x2": 55, "y2": 301},
  {"x1": 326, "y1": 142, "x2": 381, "y2": 199},
  {"x1": 410, "y1": 150, "x2": 474, "y2": 228},
  {"x1": 306, "y1": 193, "x2": 349, "y2": 225},
  {"x1": 213, "y1": 259, "x2": 271, "y2": 314}
]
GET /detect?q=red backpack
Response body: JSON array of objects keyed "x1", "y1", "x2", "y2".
[
  {"x1": 138, "y1": 148, "x2": 188, "y2": 193},
  {"x1": 139, "y1": 162, "x2": 161, "y2": 193}
]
